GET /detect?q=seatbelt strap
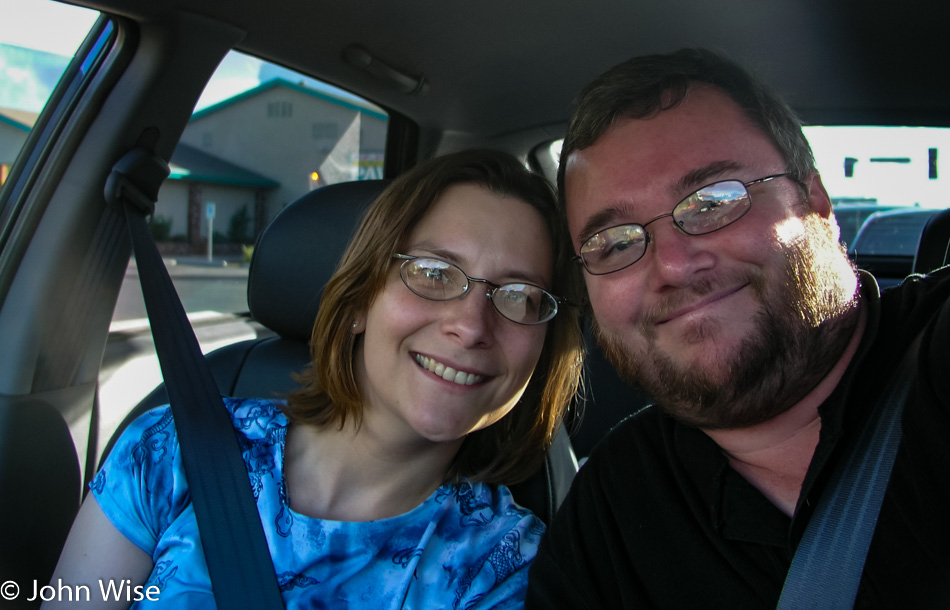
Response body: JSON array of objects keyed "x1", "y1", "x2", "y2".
[
  {"x1": 106, "y1": 145, "x2": 285, "y2": 609},
  {"x1": 776, "y1": 332, "x2": 922, "y2": 609}
]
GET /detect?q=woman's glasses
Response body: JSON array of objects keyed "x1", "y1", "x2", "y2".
[
  {"x1": 393, "y1": 254, "x2": 560, "y2": 325},
  {"x1": 574, "y1": 173, "x2": 794, "y2": 275}
]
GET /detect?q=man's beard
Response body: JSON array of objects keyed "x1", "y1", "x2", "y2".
[{"x1": 595, "y1": 214, "x2": 860, "y2": 430}]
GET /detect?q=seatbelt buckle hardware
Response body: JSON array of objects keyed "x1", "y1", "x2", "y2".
[{"x1": 104, "y1": 146, "x2": 170, "y2": 216}]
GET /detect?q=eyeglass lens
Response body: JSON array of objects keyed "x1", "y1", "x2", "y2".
[
  {"x1": 674, "y1": 180, "x2": 750, "y2": 234},
  {"x1": 579, "y1": 179, "x2": 752, "y2": 275},
  {"x1": 399, "y1": 257, "x2": 557, "y2": 325}
]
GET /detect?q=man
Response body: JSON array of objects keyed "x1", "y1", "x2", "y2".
[{"x1": 527, "y1": 48, "x2": 950, "y2": 608}]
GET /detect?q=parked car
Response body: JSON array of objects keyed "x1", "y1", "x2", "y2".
[
  {"x1": 850, "y1": 208, "x2": 940, "y2": 256},
  {"x1": 1, "y1": 0, "x2": 948, "y2": 606},
  {"x1": 833, "y1": 202, "x2": 903, "y2": 247},
  {"x1": 848, "y1": 207, "x2": 941, "y2": 286}
]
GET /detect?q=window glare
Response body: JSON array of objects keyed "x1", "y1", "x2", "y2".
[
  {"x1": 0, "y1": 0, "x2": 98, "y2": 55},
  {"x1": 804, "y1": 126, "x2": 948, "y2": 209},
  {"x1": 194, "y1": 52, "x2": 384, "y2": 115}
]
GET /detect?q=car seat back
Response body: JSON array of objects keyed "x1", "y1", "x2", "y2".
[
  {"x1": 0, "y1": 400, "x2": 81, "y2": 597},
  {"x1": 568, "y1": 324, "x2": 653, "y2": 459},
  {"x1": 913, "y1": 207, "x2": 950, "y2": 274}
]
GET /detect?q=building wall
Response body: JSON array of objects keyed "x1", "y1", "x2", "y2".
[
  {"x1": 155, "y1": 180, "x2": 262, "y2": 242},
  {"x1": 154, "y1": 180, "x2": 191, "y2": 239},
  {"x1": 0, "y1": 122, "x2": 28, "y2": 168},
  {"x1": 179, "y1": 85, "x2": 386, "y2": 223},
  {"x1": 194, "y1": 183, "x2": 261, "y2": 241}
]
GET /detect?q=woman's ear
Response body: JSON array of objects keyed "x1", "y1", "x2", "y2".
[
  {"x1": 351, "y1": 316, "x2": 366, "y2": 334},
  {"x1": 804, "y1": 172, "x2": 833, "y2": 218}
]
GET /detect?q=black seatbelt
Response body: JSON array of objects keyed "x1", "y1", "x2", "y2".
[
  {"x1": 105, "y1": 144, "x2": 285, "y2": 609},
  {"x1": 777, "y1": 332, "x2": 922, "y2": 610}
]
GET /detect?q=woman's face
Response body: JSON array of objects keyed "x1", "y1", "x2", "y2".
[{"x1": 353, "y1": 183, "x2": 552, "y2": 449}]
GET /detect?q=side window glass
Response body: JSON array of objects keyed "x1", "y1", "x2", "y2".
[
  {"x1": 0, "y1": 0, "x2": 99, "y2": 187},
  {"x1": 802, "y1": 126, "x2": 950, "y2": 250},
  {"x1": 101, "y1": 51, "x2": 388, "y2": 461},
  {"x1": 164, "y1": 51, "x2": 388, "y2": 261}
]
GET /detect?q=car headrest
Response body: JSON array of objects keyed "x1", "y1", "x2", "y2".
[
  {"x1": 247, "y1": 180, "x2": 392, "y2": 340},
  {"x1": 913, "y1": 207, "x2": 950, "y2": 274}
]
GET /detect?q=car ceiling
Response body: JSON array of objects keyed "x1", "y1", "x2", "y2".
[{"x1": 69, "y1": 0, "x2": 950, "y2": 149}]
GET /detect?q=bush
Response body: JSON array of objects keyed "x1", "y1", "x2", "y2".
[{"x1": 227, "y1": 204, "x2": 252, "y2": 244}]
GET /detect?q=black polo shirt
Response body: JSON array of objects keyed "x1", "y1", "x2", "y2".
[{"x1": 527, "y1": 269, "x2": 950, "y2": 609}]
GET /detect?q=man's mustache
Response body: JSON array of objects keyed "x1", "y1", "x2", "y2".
[{"x1": 638, "y1": 270, "x2": 762, "y2": 329}]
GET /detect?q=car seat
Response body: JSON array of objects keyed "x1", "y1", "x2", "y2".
[
  {"x1": 0, "y1": 400, "x2": 81, "y2": 602},
  {"x1": 568, "y1": 324, "x2": 653, "y2": 459},
  {"x1": 913, "y1": 207, "x2": 950, "y2": 274},
  {"x1": 103, "y1": 179, "x2": 577, "y2": 524}
]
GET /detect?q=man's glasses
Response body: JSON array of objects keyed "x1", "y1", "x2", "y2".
[
  {"x1": 393, "y1": 254, "x2": 561, "y2": 325},
  {"x1": 574, "y1": 173, "x2": 794, "y2": 275}
]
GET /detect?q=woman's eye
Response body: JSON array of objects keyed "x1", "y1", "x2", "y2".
[
  {"x1": 502, "y1": 290, "x2": 527, "y2": 304},
  {"x1": 424, "y1": 269, "x2": 445, "y2": 282}
]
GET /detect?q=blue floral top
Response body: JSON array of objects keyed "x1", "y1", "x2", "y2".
[{"x1": 91, "y1": 398, "x2": 544, "y2": 609}]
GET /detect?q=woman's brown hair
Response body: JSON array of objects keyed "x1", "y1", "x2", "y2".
[{"x1": 285, "y1": 149, "x2": 583, "y2": 486}]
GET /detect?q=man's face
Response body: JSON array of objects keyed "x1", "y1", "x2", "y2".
[{"x1": 564, "y1": 86, "x2": 859, "y2": 429}]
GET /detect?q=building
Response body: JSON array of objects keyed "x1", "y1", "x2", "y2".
[
  {"x1": 169, "y1": 77, "x2": 387, "y2": 252},
  {"x1": 0, "y1": 108, "x2": 36, "y2": 185},
  {"x1": 2, "y1": 77, "x2": 387, "y2": 254}
]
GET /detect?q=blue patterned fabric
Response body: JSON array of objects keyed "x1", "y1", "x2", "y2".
[{"x1": 92, "y1": 398, "x2": 545, "y2": 609}]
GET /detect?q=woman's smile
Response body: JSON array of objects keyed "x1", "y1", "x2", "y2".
[{"x1": 414, "y1": 353, "x2": 486, "y2": 386}]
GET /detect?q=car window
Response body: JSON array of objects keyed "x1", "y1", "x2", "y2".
[
  {"x1": 4, "y1": 4, "x2": 390, "y2": 467},
  {"x1": 0, "y1": 0, "x2": 98, "y2": 187},
  {"x1": 98, "y1": 51, "x2": 389, "y2": 463},
  {"x1": 805, "y1": 125, "x2": 949, "y2": 249},
  {"x1": 112, "y1": 49, "x2": 388, "y2": 326}
]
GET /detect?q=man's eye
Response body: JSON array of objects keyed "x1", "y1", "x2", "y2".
[{"x1": 602, "y1": 238, "x2": 635, "y2": 258}]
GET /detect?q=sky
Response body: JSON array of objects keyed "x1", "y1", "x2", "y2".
[
  {"x1": 0, "y1": 0, "x2": 96, "y2": 55},
  {"x1": 0, "y1": 0, "x2": 370, "y2": 115}
]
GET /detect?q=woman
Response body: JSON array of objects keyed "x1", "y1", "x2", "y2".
[{"x1": 48, "y1": 149, "x2": 583, "y2": 608}]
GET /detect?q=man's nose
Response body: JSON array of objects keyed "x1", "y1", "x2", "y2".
[{"x1": 645, "y1": 220, "x2": 716, "y2": 289}]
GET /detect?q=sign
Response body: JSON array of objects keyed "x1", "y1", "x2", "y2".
[{"x1": 205, "y1": 202, "x2": 216, "y2": 220}]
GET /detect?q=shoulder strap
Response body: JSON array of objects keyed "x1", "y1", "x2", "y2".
[
  {"x1": 106, "y1": 145, "x2": 285, "y2": 609},
  {"x1": 777, "y1": 331, "x2": 923, "y2": 610}
]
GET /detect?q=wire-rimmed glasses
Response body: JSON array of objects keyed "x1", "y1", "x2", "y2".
[
  {"x1": 574, "y1": 173, "x2": 794, "y2": 275},
  {"x1": 393, "y1": 254, "x2": 561, "y2": 325}
]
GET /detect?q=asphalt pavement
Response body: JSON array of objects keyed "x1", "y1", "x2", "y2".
[{"x1": 112, "y1": 256, "x2": 251, "y2": 325}]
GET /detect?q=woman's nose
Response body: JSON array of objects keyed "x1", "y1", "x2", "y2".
[{"x1": 441, "y1": 283, "x2": 496, "y2": 347}]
